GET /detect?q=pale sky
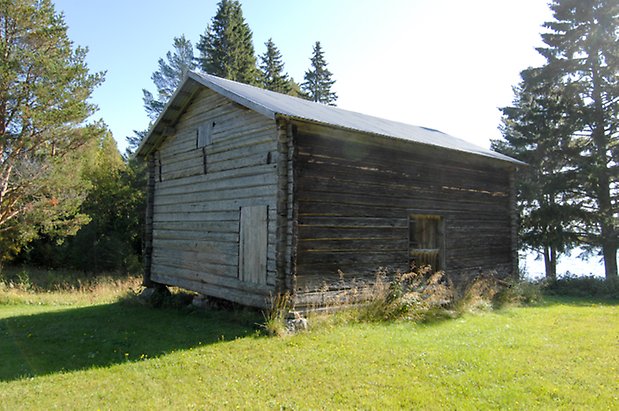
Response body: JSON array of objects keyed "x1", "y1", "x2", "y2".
[{"x1": 53, "y1": 0, "x2": 552, "y2": 153}]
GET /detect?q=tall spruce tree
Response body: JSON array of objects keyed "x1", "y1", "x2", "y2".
[
  {"x1": 197, "y1": 0, "x2": 258, "y2": 85},
  {"x1": 259, "y1": 38, "x2": 291, "y2": 94},
  {"x1": 0, "y1": 0, "x2": 105, "y2": 261},
  {"x1": 142, "y1": 35, "x2": 196, "y2": 122},
  {"x1": 302, "y1": 41, "x2": 337, "y2": 105},
  {"x1": 495, "y1": 0, "x2": 618, "y2": 281},
  {"x1": 493, "y1": 69, "x2": 583, "y2": 280},
  {"x1": 538, "y1": 0, "x2": 618, "y2": 281}
]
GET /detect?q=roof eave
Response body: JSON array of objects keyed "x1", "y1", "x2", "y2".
[
  {"x1": 135, "y1": 73, "x2": 199, "y2": 157},
  {"x1": 135, "y1": 72, "x2": 277, "y2": 158}
]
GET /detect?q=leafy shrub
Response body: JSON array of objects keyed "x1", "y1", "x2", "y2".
[
  {"x1": 493, "y1": 278, "x2": 544, "y2": 307},
  {"x1": 543, "y1": 274, "x2": 619, "y2": 299}
]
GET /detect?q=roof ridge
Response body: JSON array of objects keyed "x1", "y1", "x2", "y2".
[{"x1": 138, "y1": 71, "x2": 522, "y2": 166}]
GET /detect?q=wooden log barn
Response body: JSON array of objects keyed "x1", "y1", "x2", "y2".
[{"x1": 135, "y1": 71, "x2": 523, "y2": 308}]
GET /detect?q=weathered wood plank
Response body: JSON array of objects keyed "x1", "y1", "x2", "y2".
[
  {"x1": 155, "y1": 163, "x2": 276, "y2": 192},
  {"x1": 153, "y1": 196, "x2": 275, "y2": 214},
  {"x1": 154, "y1": 210, "x2": 239, "y2": 223},
  {"x1": 152, "y1": 265, "x2": 273, "y2": 295},
  {"x1": 296, "y1": 192, "x2": 510, "y2": 215},
  {"x1": 239, "y1": 205, "x2": 268, "y2": 285},
  {"x1": 298, "y1": 226, "x2": 408, "y2": 240},
  {"x1": 153, "y1": 238, "x2": 238, "y2": 256},
  {"x1": 295, "y1": 121, "x2": 515, "y2": 172},
  {"x1": 153, "y1": 247, "x2": 236, "y2": 267},
  {"x1": 153, "y1": 255, "x2": 238, "y2": 278},
  {"x1": 154, "y1": 184, "x2": 277, "y2": 206},
  {"x1": 153, "y1": 229, "x2": 238, "y2": 242},
  {"x1": 153, "y1": 220, "x2": 238, "y2": 233},
  {"x1": 155, "y1": 171, "x2": 276, "y2": 198},
  {"x1": 151, "y1": 273, "x2": 271, "y2": 308}
]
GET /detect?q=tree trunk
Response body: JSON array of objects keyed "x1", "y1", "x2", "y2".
[
  {"x1": 543, "y1": 245, "x2": 557, "y2": 282},
  {"x1": 602, "y1": 241, "x2": 618, "y2": 282},
  {"x1": 589, "y1": 47, "x2": 618, "y2": 282}
]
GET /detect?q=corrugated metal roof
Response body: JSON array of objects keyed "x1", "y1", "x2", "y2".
[{"x1": 137, "y1": 71, "x2": 521, "y2": 165}]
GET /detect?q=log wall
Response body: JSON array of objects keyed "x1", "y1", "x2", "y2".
[
  {"x1": 292, "y1": 122, "x2": 515, "y2": 305},
  {"x1": 150, "y1": 89, "x2": 279, "y2": 307}
]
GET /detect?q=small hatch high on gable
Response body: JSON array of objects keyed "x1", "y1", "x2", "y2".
[{"x1": 197, "y1": 121, "x2": 215, "y2": 148}]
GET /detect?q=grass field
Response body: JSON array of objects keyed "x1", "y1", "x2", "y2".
[{"x1": 0, "y1": 269, "x2": 617, "y2": 409}]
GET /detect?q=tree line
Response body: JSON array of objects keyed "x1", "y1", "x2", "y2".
[
  {"x1": 138, "y1": 0, "x2": 337, "y2": 143},
  {"x1": 0, "y1": 0, "x2": 616, "y2": 284},
  {"x1": 1, "y1": 0, "x2": 338, "y2": 273}
]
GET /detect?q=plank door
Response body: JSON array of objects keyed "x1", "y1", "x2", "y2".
[{"x1": 239, "y1": 205, "x2": 268, "y2": 284}]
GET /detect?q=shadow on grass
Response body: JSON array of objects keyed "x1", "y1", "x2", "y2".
[{"x1": 0, "y1": 302, "x2": 261, "y2": 382}]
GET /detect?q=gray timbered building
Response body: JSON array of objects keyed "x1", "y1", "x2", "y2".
[{"x1": 136, "y1": 71, "x2": 522, "y2": 308}]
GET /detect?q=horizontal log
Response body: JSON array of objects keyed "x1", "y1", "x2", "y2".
[
  {"x1": 153, "y1": 196, "x2": 275, "y2": 214},
  {"x1": 153, "y1": 247, "x2": 236, "y2": 267},
  {"x1": 153, "y1": 238, "x2": 238, "y2": 255},
  {"x1": 156, "y1": 170, "x2": 276, "y2": 198},
  {"x1": 152, "y1": 265, "x2": 273, "y2": 295},
  {"x1": 296, "y1": 150, "x2": 509, "y2": 189},
  {"x1": 297, "y1": 250, "x2": 407, "y2": 266},
  {"x1": 295, "y1": 123, "x2": 513, "y2": 172},
  {"x1": 298, "y1": 202, "x2": 509, "y2": 220},
  {"x1": 154, "y1": 210, "x2": 239, "y2": 223},
  {"x1": 153, "y1": 229, "x2": 238, "y2": 243},
  {"x1": 153, "y1": 255, "x2": 238, "y2": 278},
  {"x1": 153, "y1": 220, "x2": 238, "y2": 233},
  {"x1": 298, "y1": 226, "x2": 408, "y2": 240},
  {"x1": 155, "y1": 184, "x2": 277, "y2": 206},
  {"x1": 297, "y1": 216, "x2": 408, "y2": 228},
  {"x1": 298, "y1": 238, "x2": 409, "y2": 253},
  {"x1": 155, "y1": 163, "x2": 276, "y2": 191},
  {"x1": 297, "y1": 192, "x2": 509, "y2": 215},
  {"x1": 296, "y1": 172, "x2": 509, "y2": 202},
  {"x1": 152, "y1": 273, "x2": 272, "y2": 308}
]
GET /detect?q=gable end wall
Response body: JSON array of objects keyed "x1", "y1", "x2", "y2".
[{"x1": 149, "y1": 89, "x2": 279, "y2": 307}]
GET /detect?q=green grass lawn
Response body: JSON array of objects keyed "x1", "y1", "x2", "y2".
[{"x1": 0, "y1": 283, "x2": 617, "y2": 409}]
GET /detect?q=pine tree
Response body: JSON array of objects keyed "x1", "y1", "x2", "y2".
[
  {"x1": 0, "y1": 0, "x2": 105, "y2": 261},
  {"x1": 259, "y1": 38, "x2": 291, "y2": 94},
  {"x1": 127, "y1": 35, "x2": 196, "y2": 154},
  {"x1": 142, "y1": 35, "x2": 196, "y2": 122},
  {"x1": 302, "y1": 41, "x2": 337, "y2": 105},
  {"x1": 197, "y1": 0, "x2": 258, "y2": 85},
  {"x1": 493, "y1": 69, "x2": 583, "y2": 281}
]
